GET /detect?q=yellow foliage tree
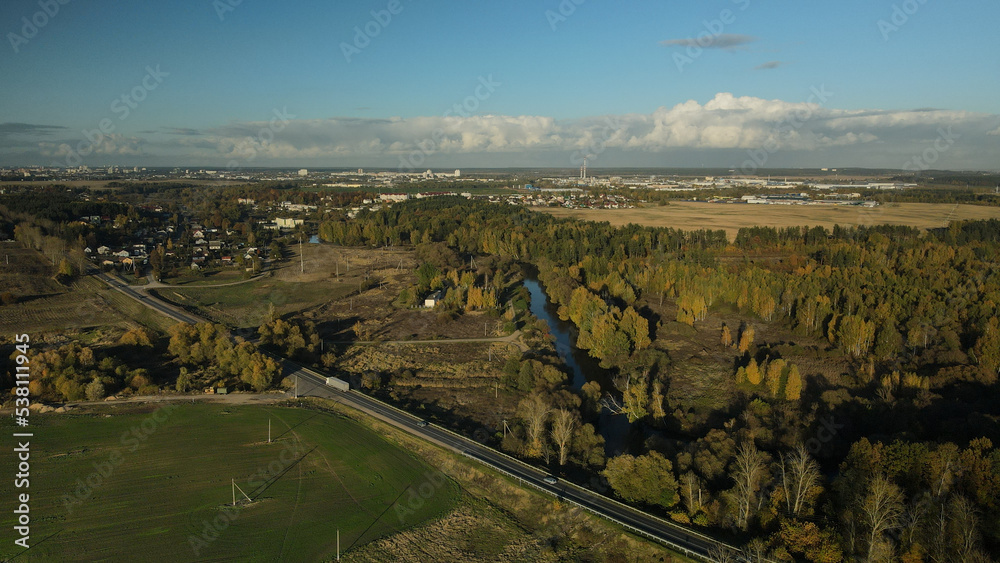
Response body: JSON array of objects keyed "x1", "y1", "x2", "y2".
[
  {"x1": 766, "y1": 359, "x2": 787, "y2": 398},
  {"x1": 785, "y1": 365, "x2": 802, "y2": 400},
  {"x1": 746, "y1": 359, "x2": 762, "y2": 385},
  {"x1": 738, "y1": 326, "x2": 756, "y2": 354}
]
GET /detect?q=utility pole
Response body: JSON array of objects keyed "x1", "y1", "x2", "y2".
[
  {"x1": 337, "y1": 529, "x2": 340, "y2": 561},
  {"x1": 268, "y1": 419, "x2": 271, "y2": 443},
  {"x1": 299, "y1": 236, "x2": 304, "y2": 274}
]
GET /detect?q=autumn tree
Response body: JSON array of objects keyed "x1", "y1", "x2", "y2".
[
  {"x1": 974, "y1": 317, "x2": 1000, "y2": 382},
  {"x1": 721, "y1": 324, "x2": 733, "y2": 347},
  {"x1": 859, "y1": 474, "x2": 904, "y2": 562},
  {"x1": 85, "y1": 378, "x2": 106, "y2": 402},
  {"x1": 731, "y1": 441, "x2": 769, "y2": 531},
  {"x1": 745, "y1": 358, "x2": 762, "y2": 386},
  {"x1": 175, "y1": 367, "x2": 191, "y2": 392},
  {"x1": 550, "y1": 408, "x2": 576, "y2": 466},
  {"x1": 765, "y1": 358, "x2": 787, "y2": 398},
  {"x1": 784, "y1": 364, "x2": 802, "y2": 401},
  {"x1": 838, "y1": 315, "x2": 876, "y2": 358},
  {"x1": 780, "y1": 444, "x2": 821, "y2": 517},
  {"x1": 738, "y1": 325, "x2": 756, "y2": 354},
  {"x1": 777, "y1": 519, "x2": 843, "y2": 563},
  {"x1": 518, "y1": 393, "x2": 550, "y2": 458}
]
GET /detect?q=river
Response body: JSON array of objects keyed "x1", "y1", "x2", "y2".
[{"x1": 522, "y1": 276, "x2": 633, "y2": 456}]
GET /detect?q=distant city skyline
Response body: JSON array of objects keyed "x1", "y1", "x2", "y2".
[{"x1": 1, "y1": 0, "x2": 999, "y2": 170}]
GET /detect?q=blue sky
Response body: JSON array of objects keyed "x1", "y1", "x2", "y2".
[{"x1": 1, "y1": 0, "x2": 999, "y2": 169}]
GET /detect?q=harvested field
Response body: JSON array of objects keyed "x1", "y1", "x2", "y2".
[{"x1": 540, "y1": 201, "x2": 1000, "y2": 239}]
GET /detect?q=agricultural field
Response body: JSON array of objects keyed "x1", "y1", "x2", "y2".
[
  {"x1": 0, "y1": 245, "x2": 144, "y2": 336},
  {"x1": 540, "y1": 201, "x2": 1000, "y2": 239},
  {"x1": 334, "y1": 397, "x2": 692, "y2": 563},
  {"x1": 0, "y1": 403, "x2": 459, "y2": 562},
  {"x1": 156, "y1": 244, "x2": 419, "y2": 329}
]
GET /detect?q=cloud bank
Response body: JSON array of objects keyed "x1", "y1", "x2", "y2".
[{"x1": 4, "y1": 93, "x2": 1000, "y2": 170}]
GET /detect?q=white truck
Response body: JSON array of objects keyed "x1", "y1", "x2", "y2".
[{"x1": 324, "y1": 376, "x2": 349, "y2": 391}]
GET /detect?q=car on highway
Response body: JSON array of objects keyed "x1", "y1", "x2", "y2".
[
  {"x1": 416, "y1": 420, "x2": 429, "y2": 428},
  {"x1": 543, "y1": 476, "x2": 558, "y2": 485}
]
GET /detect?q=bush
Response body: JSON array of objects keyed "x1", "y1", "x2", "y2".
[{"x1": 85, "y1": 379, "x2": 106, "y2": 402}]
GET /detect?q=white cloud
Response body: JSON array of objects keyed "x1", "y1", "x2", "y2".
[
  {"x1": 7, "y1": 94, "x2": 1000, "y2": 169},
  {"x1": 38, "y1": 134, "x2": 145, "y2": 159}
]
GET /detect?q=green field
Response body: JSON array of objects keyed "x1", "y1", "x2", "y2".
[
  {"x1": 153, "y1": 279, "x2": 354, "y2": 328},
  {"x1": 0, "y1": 403, "x2": 458, "y2": 562}
]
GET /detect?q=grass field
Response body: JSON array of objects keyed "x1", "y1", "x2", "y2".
[
  {"x1": 153, "y1": 279, "x2": 354, "y2": 328},
  {"x1": 0, "y1": 245, "x2": 148, "y2": 336},
  {"x1": 0, "y1": 403, "x2": 458, "y2": 562},
  {"x1": 539, "y1": 201, "x2": 1000, "y2": 239}
]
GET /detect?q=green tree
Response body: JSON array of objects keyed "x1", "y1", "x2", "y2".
[
  {"x1": 603, "y1": 451, "x2": 679, "y2": 509},
  {"x1": 85, "y1": 379, "x2": 106, "y2": 402},
  {"x1": 175, "y1": 367, "x2": 192, "y2": 393}
]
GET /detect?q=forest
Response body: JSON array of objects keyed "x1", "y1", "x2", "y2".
[{"x1": 316, "y1": 197, "x2": 1000, "y2": 561}]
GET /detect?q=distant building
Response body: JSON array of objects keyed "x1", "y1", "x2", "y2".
[
  {"x1": 275, "y1": 217, "x2": 304, "y2": 228},
  {"x1": 298, "y1": 169, "x2": 308, "y2": 176},
  {"x1": 424, "y1": 290, "x2": 444, "y2": 308},
  {"x1": 379, "y1": 193, "x2": 410, "y2": 202}
]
